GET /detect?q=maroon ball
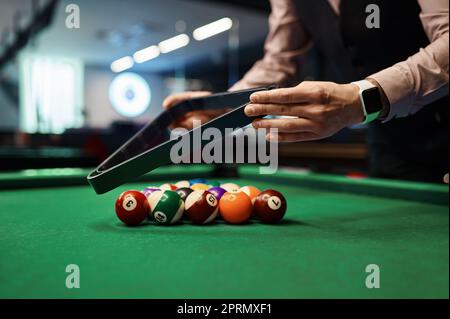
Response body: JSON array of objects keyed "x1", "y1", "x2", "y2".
[
  {"x1": 208, "y1": 187, "x2": 226, "y2": 201},
  {"x1": 115, "y1": 190, "x2": 150, "y2": 226},
  {"x1": 253, "y1": 190, "x2": 287, "y2": 224},
  {"x1": 176, "y1": 187, "x2": 194, "y2": 201},
  {"x1": 176, "y1": 187, "x2": 194, "y2": 220},
  {"x1": 185, "y1": 190, "x2": 219, "y2": 225}
]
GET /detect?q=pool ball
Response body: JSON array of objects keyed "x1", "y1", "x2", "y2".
[
  {"x1": 115, "y1": 190, "x2": 150, "y2": 226},
  {"x1": 160, "y1": 183, "x2": 177, "y2": 191},
  {"x1": 176, "y1": 187, "x2": 194, "y2": 220},
  {"x1": 143, "y1": 186, "x2": 161, "y2": 197},
  {"x1": 191, "y1": 183, "x2": 210, "y2": 191},
  {"x1": 240, "y1": 185, "x2": 261, "y2": 204},
  {"x1": 220, "y1": 182, "x2": 240, "y2": 192},
  {"x1": 208, "y1": 186, "x2": 226, "y2": 201},
  {"x1": 175, "y1": 180, "x2": 190, "y2": 188},
  {"x1": 176, "y1": 187, "x2": 193, "y2": 201},
  {"x1": 143, "y1": 188, "x2": 162, "y2": 220},
  {"x1": 185, "y1": 190, "x2": 219, "y2": 224},
  {"x1": 189, "y1": 178, "x2": 208, "y2": 185},
  {"x1": 147, "y1": 190, "x2": 184, "y2": 225},
  {"x1": 254, "y1": 190, "x2": 287, "y2": 224},
  {"x1": 219, "y1": 190, "x2": 253, "y2": 224}
]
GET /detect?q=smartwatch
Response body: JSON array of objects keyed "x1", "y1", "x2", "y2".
[{"x1": 351, "y1": 80, "x2": 384, "y2": 124}]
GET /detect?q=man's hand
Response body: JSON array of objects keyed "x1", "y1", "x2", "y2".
[
  {"x1": 245, "y1": 81, "x2": 365, "y2": 142},
  {"x1": 163, "y1": 91, "x2": 226, "y2": 130}
]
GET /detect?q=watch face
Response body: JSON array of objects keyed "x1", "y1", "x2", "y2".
[{"x1": 362, "y1": 87, "x2": 383, "y2": 114}]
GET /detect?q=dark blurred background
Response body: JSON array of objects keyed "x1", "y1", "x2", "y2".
[{"x1": 0, "y1": 0, "x2": 367, "y2": 175}]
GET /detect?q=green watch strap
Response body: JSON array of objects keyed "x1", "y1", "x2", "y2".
[{"x1": 362, "y1": 110, "x2": 382, "y2": 124}]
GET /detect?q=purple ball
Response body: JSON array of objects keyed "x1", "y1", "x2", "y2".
[
  {"x1": 208, "y1": 187, "x2": 226, "y2": 201},
  {"x1": 143, "y1": 187, "x2": 161, "y2": 197}
]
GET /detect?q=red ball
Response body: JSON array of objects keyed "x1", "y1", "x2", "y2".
[
  {"x1": 185, "y1": 190, "x2": 219, "y2": 224},
  {"x1": 160, "y1": 183, "x2": 177, "y2": 191},
  {"x1": 253, "y1": 190, "x2": 287, "y2": 224},
  {"x1": 115, "y1": 190, "x2": 150, "y2": 226}
]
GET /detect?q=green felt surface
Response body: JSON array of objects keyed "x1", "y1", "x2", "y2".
[{"x1": 0, "y1": 167, "x2": 448, "y2": 298}]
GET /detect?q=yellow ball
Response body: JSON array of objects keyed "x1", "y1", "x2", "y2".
[{"x1": 191, "y1": 183, "x2": 210, "y2": 191}]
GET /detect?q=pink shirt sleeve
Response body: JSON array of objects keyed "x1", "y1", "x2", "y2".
[
  {"x1": 231, "y1": 0, "x2": 448, "y2": 123},
  {"x1": 229, "y1": 0, "x2": 312, "y2": 91},
  {"x1": 368, "y1": 0, "x2": 449, "y2": 121}
]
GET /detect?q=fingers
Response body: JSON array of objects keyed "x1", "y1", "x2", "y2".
[
  {"x1": 252, "y1": 118, "x2": 318, "y2": 133},
  {"x1": 172, "y1": 109, "x2": 226, "y2": 130},
  {"x1": 203, "y1": 109, "x2": 230, "y2": 118},
  {"x1": 266, "y1": 132, "x2": 320, "y2": 143},
  {"x1": 250, "y1": 87, "x2": 302, "y2": 104},
  {"x1": 178, "y1": 114, "x2": 212, "y2": 130},
  {"x1": 163, "y1": 91, "x2": 211, "y2": 109},
  {"x1": 245, "y1": 103, "x2": 307, "y2": 117},
  {"x1": 250, "y1": 82, "x2": 326, "y2": 104}
]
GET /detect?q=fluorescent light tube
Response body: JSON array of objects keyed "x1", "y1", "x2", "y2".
[
  {"x1": 193, "y1": 17, "x2": 233, "y2": 41},
  {"x1": 111, "y1": 56, "x2": 134, "y2": 73},
  {"x1": 158, "y1": 34, "x2": 190, "y2": 54},
  {"x1": 133, "y1": 45, "x2": 160, "y2": 63}
]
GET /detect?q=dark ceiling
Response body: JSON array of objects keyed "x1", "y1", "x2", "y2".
[{"x1": 194, "y1": 0, "x2": 271, "y2": 12}]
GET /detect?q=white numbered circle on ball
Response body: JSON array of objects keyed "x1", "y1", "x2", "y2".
[
  {"x1": 206, "y1": 194, "x2": 217, "y2": 207},
  {"x1": 267, "y1": 196, "x2": 282, "y2": 210},
  {"x1": 123, "y1": 195, "x2": 137, "y2": 211},
  {"x1": 154, "y1": 211, "x2": 167, "y2": 223}
]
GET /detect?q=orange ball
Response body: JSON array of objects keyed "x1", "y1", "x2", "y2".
[
  {"x1": 219, "y1": 190, "x2": 253, "y2": 224},
  {"x1": 240, "y1": 186, "x2": 261, "y2": 204}
]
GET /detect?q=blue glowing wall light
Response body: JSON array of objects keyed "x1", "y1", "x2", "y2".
[{"x1": 109, "y1": 72, "x2": 151, "y2": 117}]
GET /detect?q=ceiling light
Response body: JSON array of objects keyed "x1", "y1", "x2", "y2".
[
  {"x1": 110, "y1": 56, "x2": 134, "y2": 73},
  {"x1": 133, "y1": 45, "x2": 160, "y2": 63},
  {"x1": 193, "y1": 17, "x2": 233, "y2": 41},
  {"x1": 158, "y1": 34, "x2": 190, "y2": 54}
]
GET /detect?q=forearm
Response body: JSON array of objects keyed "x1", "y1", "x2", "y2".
[
  {"x1": 229, "y1": 51, "x2": 309, "y2": 91},
  {"x1": 368, "y1": 1, "x2": 449, "y2": 121},
  {"x1": 230, "y1": 0, "x2": 312, "y2": 91}
]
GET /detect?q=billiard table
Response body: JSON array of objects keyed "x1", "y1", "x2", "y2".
[{"x1": 0, "y1": 165, "x2": 448, "y2": 298}]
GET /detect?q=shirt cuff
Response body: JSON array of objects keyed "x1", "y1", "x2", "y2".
[{"x1": 368, "y1": 65, "x2": 416, "y2": 122}]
